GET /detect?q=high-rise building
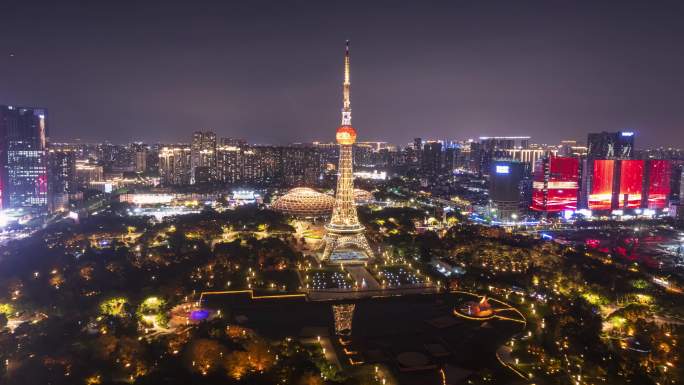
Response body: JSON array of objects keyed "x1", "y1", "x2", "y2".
[
  {"x1": 587, "y1": 131, "x2": 634, "y2": 159},
  {"x1": 215, "y1": 143, "x2": 325, "y2": 187},
  {"x1": 191, "y1": 131, "x2": 217, "y2": 184},
  {"x1": 353, "y1": 143, "x2": 373, "y2": 167},
  {"x1": 220, "y1": 137, "x2": 246, "y2": 147},
  {"x1": 75, "y1": 160, "x2": 104, "y2": 186},
  {"x1": 558, "y1": 140, "x2": 587, "y2": 157},
  {"x1": 159, "y1": 145, "x2": 191, "y2": 186},
  {"x1": 47, "y1": 148, "x2": 76, "y2": 212},
  {"x1": 489, "y1": 160, "x2": 527, "y2": 221},
  {"x1": 413, "y1": 138, "x2": 422, "y2": 152},
  {"x1": 472, "y1": 136, "x2": 530, "y2": 174},
  {"x1": 581, "y1": 131, "x2": 636, "y2": 210},
  {"x1": 644, "y1": 159, "x2": 672, "y2": 209},
  {"x1": 584, "y1": 158, "x2": 672, "y2": 212},
  {"x1": 283, "y1": 146, "x2": 321, "y2": 186},
  {"x1": 678, "y1": 164, "x2": 684, "y2": 205},
  {"x1": 96, "y1": 143, "x2": 136, "y2": 172},
  {"x1": 531, "y1": 156, "x2": 580, "y2": 213},
  {"x1": 443, "y1": 147, "x2": 459, "y2": 173},
  {"x1": 217, "y1": 145, "x2": 243, "y2": 184},
  {"x1": 0, "y1": 105, "x2": 48, "y2": 211},
  {"x1": 587, "y1": 159, "x2": 616, "y2": 210},
  {"x1": 503, "y1": 147, "x2": 557, "y2": 167},
  {"x1": 144, "y1": 144, "x2": 160, "y2": 175},
  {"x1": 131, "y1": 143, "x2": 147, "y2": 173},
  {"x1": 312, "y1": 142, "x2": 339, "y2": 170},
  {"x1": 408, "y1": 137, "x2": 422, "y2": 166},
  {"x1": 250, "y1": 146, "x2": 283, "y2": 185},
  {"x1": 322, "y1": 41, "x2": 373, "y2": 263},
  {"x1": 421, "y1": 141, "x2": 443, "y2": 177},
  {"x1": 617, "y1": 159, "x2": 644, "y2": 209}
]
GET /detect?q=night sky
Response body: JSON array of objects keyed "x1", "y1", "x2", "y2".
[{"x1": 2, "y1": 0, "x2": 684, "y2": 147}]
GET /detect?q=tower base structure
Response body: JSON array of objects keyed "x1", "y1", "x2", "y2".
[{"x1": 321, "y1": 230, "x2": 373, "y2": 264}]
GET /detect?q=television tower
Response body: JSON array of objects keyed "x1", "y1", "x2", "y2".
[{"x1": 322, "y1": 41, "x2": 374, "y2": 263}]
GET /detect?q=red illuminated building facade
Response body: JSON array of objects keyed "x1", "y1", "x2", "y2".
[
  {"x1": 618, "y1": 159, "x2": 643, "y2": 209},
  {"x1": 532, "y1": 154, "x2": 675, "y2": 215},
  {"x1": 587, "y1": 159, "x2": 672, "y2": 211},
  {"x1": 588, "y1": 159, "x2": 615, "y2": 210},
  {"x1": 531, "y1": 156, "x2": 580, "y2": 213},
  {"x1": 647, "y1": 160, "x2": 671, "y2": 209}
]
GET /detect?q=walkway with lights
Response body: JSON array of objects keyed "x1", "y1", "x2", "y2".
[
  {"x1": 346, "y1": 265, "x2": 381, "y2": 290},
  {"x1": 307, "y1": 285, "x2": 438, "y2": 301},
  {"x1": 301, "y1": 335, "x2": 342, "y2": 370}
]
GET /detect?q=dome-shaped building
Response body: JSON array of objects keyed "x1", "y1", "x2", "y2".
[{"x1": 271, "y1": 188, "x2": 335, "y2": 217}]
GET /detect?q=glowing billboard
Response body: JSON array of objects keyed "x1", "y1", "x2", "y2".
[
  {"x1": 618, "y1": 160, "x2": 643, "y2": 208},
  {"x1": 589, "y1": 160, "x2": 614, "y2": 210},
  {"x1": 647, "y1": 160, "x2": 671, "y2": 209},
  {"x1": 547, "y1": 157, "x2": 579, "y2": 212},
  {"x1": 530, "y1": 157, "x2": 579, "y2": 212},
  {"x1": 530, "y1": 160, "x2": 546, "y2": 211}
]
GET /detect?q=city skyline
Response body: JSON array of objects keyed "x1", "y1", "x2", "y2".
[
  {"x1": 2, "y1": 3, "x2": 684, "y2": 385},
  {"x1": 3, "y1": 1, "x2": 684, "y2": 147}
]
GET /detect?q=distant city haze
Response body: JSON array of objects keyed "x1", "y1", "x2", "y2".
[{"x1": 2, "y1": 0, "x2": 684, "y2": 147}]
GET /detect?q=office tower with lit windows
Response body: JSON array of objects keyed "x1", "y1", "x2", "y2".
[
  {"x1": 0, "y1": 105, "x2": 49, "y2": 211},
  {"x1": 191, "y1": 131, "x2": 217, "y2": 184},
  {"x1": 322, "y1": 41, "x2": 373, "y2": 262},
  {"x1": 489, "y1": 160, "x2": 527, "y2": 221}
]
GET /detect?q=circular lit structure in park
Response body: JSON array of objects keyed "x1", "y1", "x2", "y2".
[
  {"x1": 461, "y1": 296, "x2": 494, "y2": 318},
  {"x1": 271, "y1": 187, "x2": 335, "y2": 217}
]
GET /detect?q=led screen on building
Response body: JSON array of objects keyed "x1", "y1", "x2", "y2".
[
  {"x1": 647, "y1": 160, "x2": 671, "y2": 209},
  {"x1": 618, "y1": 160, "x2": 643, "y2": 208},
  {"x1": 530, "y1": 160, "x2": 546, "y2": 211},
  {"x1": 589, "y1": 160, "x2": 614, "y2": 210},
  {"x1": 547, "y1": 157, "x2": 579, "y2": 212},
  {"x1": 530, "y1": 157, "x2": 579, "y2": 212}
]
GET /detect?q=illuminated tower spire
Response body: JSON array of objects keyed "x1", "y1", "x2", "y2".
[
  {"x1": 322, "y1": 41, "x2": 373, "y2": 263},
  {"x1": 342, "y1": 40, "x2": 352, "y2": 126}
]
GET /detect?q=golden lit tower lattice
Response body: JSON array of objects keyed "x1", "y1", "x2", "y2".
[
  {"x1": 332, "y1": 304, "x2": 355, "y2": 335},
  {"x1": 321, "y1": 41, "x2": 374, "y2": 263}
]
